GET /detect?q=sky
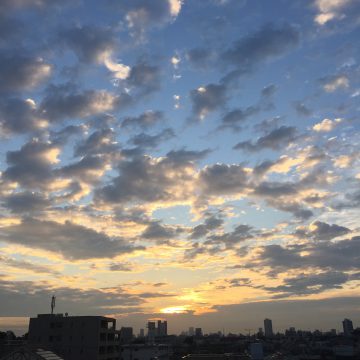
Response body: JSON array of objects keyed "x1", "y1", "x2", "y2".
[{"x1": 0, "y1": 0, "x2": 359, "y2": 336}]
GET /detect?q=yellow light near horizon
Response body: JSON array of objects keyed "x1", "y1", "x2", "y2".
[{"x1": 160, "y1": 306, "x2": 188, "y2": 314}]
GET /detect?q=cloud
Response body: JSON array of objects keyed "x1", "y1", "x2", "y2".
[
  {"x1": 111, "y1": 0, "x2": 182, "y2": 39},
  {"x1": 220, "y1": 106, "x2": 260, "y2": 131},
  {"x1": 2, "y1": 191, "x2": 51, "y2": 214},
  {"x1": 129, "y1": 128, "x2": 175, "y2": 149},
  {"x1": 59, "y1": 25, "x2": 130, "y2": 79},
  {"x1": 312, "y1": 118, "x2": 341, "y2": 132},
  {"x1": 165, "y1": 148, "x2": 212, "y2": 164},
  {"x1": 263, "y1": 270, "x2": 350, "y2": 297},
  {"x1": 320, "y1": 74, "x2": 349, "y2": 92},
  {"x1": 198, "y1": 164, "x2": 250, "y2": 195},
  {"x1": 0, "y1": 255, "x2": 59, "y2": 275},
  {"x1": 190, "y1": 215, "x2": 224, "y2": 239},
  {"x1": 190, "y1": 83, "x2": 227, "y2": 120},
  {"x1": 0, "y1": 218, "x2": 143, "y2": 260},
  {"x1": 295, "y1": 221, "x2": 351, "y2": 241},
  {"x1": 2, "y1": 140, "x2": 59, "y2": 189},
  {"x1": 234, "y1": 126, "x2": 297, "y2": 152},
  {"x1": 186, "y1": 47, "x2": 215, "y2": 69},
  {"x1": 74, "y1": 128, "x2": 118, "y2": 157},
  {"x1": 293, "y1": 102, "x2": 313, "y2": 117},
  {"x1": 96, "y1": 155, "x2": 196, "y2": 205},
  {"x1": 40, "y1": 83, "x2": 127, "y2": 122},
  {"x1": 109, "y1": 262, "x2": 133, "y2": 272},
  {"x1": 126, "y1": 61, "x2": 161, "y2": 97},
  {"x1": 0, "y1": 98, "x2": 46, "y2": 134},
  {"x1": 121, "y1": 111, "x2": 164, "y2": 130},
  {"x1": 0, "y1": 277, "x2": 143, "y2": 317},
  {"x1": 222, "y1": 23, "x2": 300, "y2": 80},
  {"x1": 314, "y1": 0, "x2": 355, "y2": 25},
  {"x1": 0, "y1": 52, "x2": 51, "y2": 93},
  {"x1": 141, "y1": 221, "x2": 182, "y2": 244},
  {"x1": 255, "y1": 235, "x2": 360, "y2": 272},
  {"x1": 205, "y1": 224, "x2": 254, "y2": 248}
]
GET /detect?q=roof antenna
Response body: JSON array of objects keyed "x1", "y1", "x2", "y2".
[{"x1": 51, "y1": 295, "x2": 56, "y2": 315}]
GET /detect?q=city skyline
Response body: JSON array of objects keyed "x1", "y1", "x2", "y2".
[{"x1": 0, "y1": 0, "x2": 359, "y2": 336}]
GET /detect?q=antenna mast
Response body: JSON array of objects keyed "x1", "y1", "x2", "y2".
[{"x1": 51, "y1": 295, "x2": 56, "y2": 315}]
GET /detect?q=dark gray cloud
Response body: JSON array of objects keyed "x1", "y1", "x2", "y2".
[
  {"x1": 2, "y1": 191, "x2": 50, "y2": 214},
  {"x1": 50, "y1": 124, "x2": 86, "y2": 145},
  {"x1": 234, "y1": 126, "x2": 297, "y2": 152},
  {"x1": 165, "y1": 148, "x2": 212, "y2": 164},
  {"x1": 0, "y1": 97, "x2": 42, "y2": 134},
  {"x1": 126, "y1": 62, "x2": 161, "y2": 97},
  {"x1": 129, "y1": 128, "x2": 175, "y2": 149},
  {"x1": 0, "y1": 255, "x2": 59, "y2": 275},
  {"x1": 205, "y1": 224, "x2": 254, "y2": 248},
  {"x1": 263, "y1": 271, "x2": 351, "y2": 298},
  {"x1": 295, "y1": 221, "x2": 351, "y2": 241},
  {"x1": 59, "y1": 25, "x2": 116, "y2": 64},
  {"x1": 2, "y1": 140, "x2": 57, "y2": 189},
  {"x1": 141, "y1": 221, "x2": 182, "y2": 244},
  {"x1": 293, "y1": 101, "x2": 313, "y2": 116},
  {"x1": 0, "y1": 277, "x2": 143, "y2": 317},
  {"x1": 121, "y1": 111, "x2": 164, "y2": 130},
  {"x1": 0, "y1": 218, "x2": 143, "y2": 260},
  {"x1": 109, "y1": 262, "x2": 133, "y2": 272},
  {"x1": 222, "y1": 23, "x2": 300, "y2": 81},
  {"x1": 255, "y1": 236, "x2": 360, "y2": 272},
  {"x1": 74, "y1": 128, "x2": 118, "y2": 157},
  {"x1": 190, "y1": 215, "x2": 224, "y2": 239},
  {"x1": 190, "y1": 83, "x2": 227, "y2": 120},
  {"x1": 254, "y1": 181, "x2": 298, "y2": 197},
  {"x1": 186, "y1": 47, "x2": 215, "y2": 69},
  {"x1": 59, "y1": 155, "x2": 109, "y2": 184},
  {"x1": 96, "y1": 155, "x2": 194, "y2": 204},
  {"x1": 0, "y1": 52, "x2": 51, "y2": 93},
  {"x1": 199, "y1": 164, "x2": 250, "y2": 195},
  {"x1": 40, "y1": 83, "x2": 129, "y2": 122},
  {"x1": 220, "y1": 106, "x2": 260, "y2": 131}
]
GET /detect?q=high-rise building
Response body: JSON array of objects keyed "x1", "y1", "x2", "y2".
[
  {"x1": 147, "y1": 321, "x2": 156, "y2": 342},
  {"x1": 342, "y1": 318, "x2": 354, "y2": 336},
  {"x1": 195, "y1": 328, "x2": 203, "y2": 337},
  {"x1": 188, "y1": 327, "x2": 194, "y2": 336},
  {"x1": 264, "y1": 318, "x2": 273, "y2": 337},
  {"x1": 139, "y1": 329, "x2": 145, "y2": 338},
  {"x1": 157, "y1": 320, "x2": 167, "y2": 336},
  {"x1": 28, "y1": 313, "x2": 120, "y2": 360},
  {"x1": 119, "y1": 327, "x2": 133, "y2": 344}
]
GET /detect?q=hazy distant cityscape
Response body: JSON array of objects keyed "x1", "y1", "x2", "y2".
[{"x1": 0, "y1": 305, "x2": 359, "y2": 360}]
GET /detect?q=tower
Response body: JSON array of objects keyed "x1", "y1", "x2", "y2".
[{"x1": 264, "y1": 318, "x2": 273, "y2": 337}]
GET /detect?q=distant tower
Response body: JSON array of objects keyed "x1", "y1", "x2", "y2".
[
  {"x1": 195, "y1": 328, "x2": 203, "y2": 337},
  {"x1": 157, "y1": 320, "x2": 168, "y2": 336},
  {"x1": 264, "y1": 319, "x2": 273, "y2": 337},
  {"x1": 342, "y1": 318, "x2": 353, "y2": 336},
  {"x1": 147, "y1": 321, "x2": 156, "y2": 342},
  {"x1": 51, "y1": 296, "x2": 56, "y2": 315}
]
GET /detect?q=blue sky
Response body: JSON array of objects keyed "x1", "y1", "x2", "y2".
[{"x1": 0, "y1": 0, "x2": 359, "y2": 334}]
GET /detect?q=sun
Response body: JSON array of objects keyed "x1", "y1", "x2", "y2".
[{"x1": 160, "y1": 306, "x2": 189, "y2": 314}]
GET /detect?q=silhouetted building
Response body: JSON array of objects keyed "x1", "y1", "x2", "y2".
[
  {"x1": 139, "y1": 329, "x2": 145, "y2": 338},
  {"x1": 188, "y1": 327, "x2": 194, "y2": 336},
  {"x1": 119, "y1": 327, "x2": 133, "y2": 344},
  {"x1": 342, "y1": 318, "x2": 353, "y2": 336},
  {"x1": 121, "y1": 343, "x2": 172, "y2": 360},
  {"x1": 147, "y1": 321, "x2": 156, "y2": 342},
  {"x1": 195, "y1": 328, "x2": 203, "y2": 337},
  {"x1": 157, "y1": 320, "x2": 167, "y2": 336},
  {"x1": 28, "y1": 314, "x2": 120, "y2": 360},
  {"x1": 264, "y1": 319, "x2": 273, "y2": 337}
]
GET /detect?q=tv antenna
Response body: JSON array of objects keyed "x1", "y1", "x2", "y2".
[{"x1": 51, "y1": 295, "x2": 56, "y2": 315}]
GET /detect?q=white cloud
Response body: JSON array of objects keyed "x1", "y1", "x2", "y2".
[
  {"x1": 323, "y1": 75, "x2": 349, "y2": 92},
  {"x1": 314, "y1": 0, "x2": 354, "y2": 25},
  {"x1": 312, "y1": 118, "x2": 341, "y2": 132}
]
